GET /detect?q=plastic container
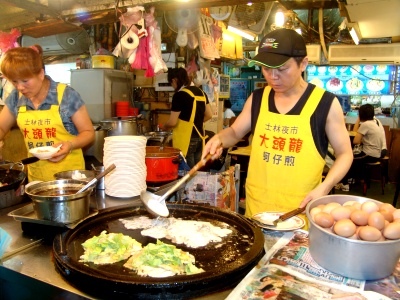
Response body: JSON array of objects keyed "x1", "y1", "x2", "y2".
[{"x1": 92, "y1": 55, "x2": 115, "y2": 69}]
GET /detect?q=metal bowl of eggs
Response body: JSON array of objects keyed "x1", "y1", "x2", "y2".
[{"x1": 306, "y1": 194, "x2": 400, "y2": 280}]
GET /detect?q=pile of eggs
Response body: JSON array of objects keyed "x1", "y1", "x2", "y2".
[{"x1": 309, "y1": 200, "x2": 400, "y2": 241}]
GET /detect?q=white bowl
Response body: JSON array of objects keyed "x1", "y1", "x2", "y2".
[{"x1": 29, "y1": 145, "x2": 61, "y2": 160}]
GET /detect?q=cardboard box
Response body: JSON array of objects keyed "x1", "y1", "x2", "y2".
[{"x1": 183, "y1": 166, "x2": 236, "y2": 211}]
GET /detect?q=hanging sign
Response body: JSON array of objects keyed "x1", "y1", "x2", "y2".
[{"x1": 197, "y1": 14, "x2": 220, "y2": 60}]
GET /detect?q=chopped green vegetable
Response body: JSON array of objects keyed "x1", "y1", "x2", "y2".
[
  {"x1": 80, "y1": 230, "x2": 142, "y2": 265},
  {"x1": 124, "y1": 240, "x2": 204, "y2": 277}
]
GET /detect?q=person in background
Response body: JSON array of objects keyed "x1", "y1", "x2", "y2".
[
  {"x1": 223, "y1": 99, "x2": 236, "y2": 128},
  {"x1": 161, "y1": 67, "x2": 212, "y2": 168},
  {"x1": 203, "y1": 29, "x2": 353, "y2": 221},
  {"x1": 336, "y1": 103, "x2": 387, "y2": 190},
  {"x1": 0, "y1": 45, "x2": 94, "y2": 182}
]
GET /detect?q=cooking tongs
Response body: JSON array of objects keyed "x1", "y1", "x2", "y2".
[{"x1": 272, "y1": 207, "x2": 305, "y2": 226}]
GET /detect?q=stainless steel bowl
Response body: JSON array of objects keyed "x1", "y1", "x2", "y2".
[
  {"x1": 53, "y1": 170, "x2": 95, "y2": 182},
  {"x1": 306, "y1": 195, "x2": 400, "y2": 280},
  {"x1": 25, "y1": 179, "x2": 93, "y2": 223}
]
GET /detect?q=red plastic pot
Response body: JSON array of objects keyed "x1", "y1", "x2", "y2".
[{"x1": 145, "y1": 146, "x2": 180, "y2": 183}]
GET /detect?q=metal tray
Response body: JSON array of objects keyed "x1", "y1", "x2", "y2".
[{"x1": 8, "y1": 203, "x2": 98, "y2": 229}]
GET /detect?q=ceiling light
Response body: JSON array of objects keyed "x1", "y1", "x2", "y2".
[
  {"x1": 348, "y1": 22, "x2": 362, "y2": 45},
  {"x1": 275, "y1": 9, "x2": 284, "y2": 27},
  {"x1": 227, "y1": 26, "x2": 256, "y2": 41}
]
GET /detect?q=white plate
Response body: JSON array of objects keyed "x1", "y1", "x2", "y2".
[
  {"x1": 350, "y1": 65, "x2": 362, "y2": 74},
  {"x1": 366, "y1": 79, "x2": 385, "y2": 91},
  {"x1": 376, "y1": 65, "x2": 387, "y2": 73},
  {"x1": 252, "y1": 212, "x2": 305, "y2": 231},
  {"x1": 346, "y1": 78, "x2": 364, "y2": 92},
  {"x1": 326, "y1": 78, "x2": 343, "y2": 91},
  {"x1": 363, "y1": 65, "x2": 374, "y2": 73},
  {"x1": 29, "y1": 145, "x2": 61, "y2": 160},
  {"x1": 328, "y1": 66, "x2": 338, "y2": 73},
  {"x1": 309, "y1": 78, "x2": 324, "y2": 88}
]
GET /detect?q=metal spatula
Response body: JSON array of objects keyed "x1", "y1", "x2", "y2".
[{"x1": 140, "y1": 153, "x2": 215, "y2": 217}]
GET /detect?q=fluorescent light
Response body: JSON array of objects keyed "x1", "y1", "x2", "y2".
[
  {"x1": 348, "y1": 22, "x2": 362, "y2": 45},
  {"x1": 227, "y1": 26, "x2": 256, "y2": 41},
  {"x1": 222, "y1": 32, "x2": 235, "y2": 42},
  {"x1": 349, "y1": 28, "x2": 359, "y2": 45},
  {"x1": 275, "y1": 9, "x2": 284, "y2": 27}
]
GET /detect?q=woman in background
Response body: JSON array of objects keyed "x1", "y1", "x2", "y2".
[
  {"x1": 337, "y1": 103, "x2": 387, "y2": 190},
  {"x1": 162, "y1": 68, "x2": 212, "y2": 168},
  {"x1": 223, "y1": 99, "x2": 235, "y2": 128},
  {"x1": 0, "y1": 45, "x2": 94, "y2": 182}
]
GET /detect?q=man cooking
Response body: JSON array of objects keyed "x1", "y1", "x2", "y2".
[{"x1": 203, "y1": 29, "x2": 353, "y2": 223}]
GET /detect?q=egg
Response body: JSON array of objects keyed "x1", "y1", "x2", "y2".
[
  {"x1": 350, "y1": 210, "x2": 369, "y2": 226},
  {"x1": 345, "y1": 205, "x2": 357, "y2": 213},
  {"x1": 343, "y1": 200, "x2": 356, "y2": 207},
  {"x1": 322, "y1": 202, "x2": 341, "y2": 214},
  {"x1": 393, "y1": 209, "x2": 400, "y2": 220},
  {"x1": 358, "y1": 226, "x2": 382, "y2": 241},
  {"x1": 379, "y1": 209, "x2": 394, "y2": 223},
  {"x1": 379, "y1": 203, "x2": 396, "y2": 214},
  {"x1": 361, "y1": 201, "x2": 379, "y2": 214},
  {"x1": 333, "y1": 219, "x2": 357, "y2": 237},
  {"x1": 310, "y1": 207, "x2": 322, "y2": 221},
  {"x1": 368, "y1": 211, "x2": 386, "y2": 230},
  {"x1": 352, "y1": 202, "x2": 362, "y2": 210},
  {"x1": 393, "y1": 218, "x2": 400, "y2": 224},
  {"x1": 314, "y1": 212, "x2": 334, "y2": 228},
  {"x1": 383, "y1": 222, "x2": 400, "y2": 240},
  {"x1": 330, "y1": 206, "x2": 352, "y2": 221}
]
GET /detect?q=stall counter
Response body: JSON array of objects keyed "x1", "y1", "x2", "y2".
[{"x1": 0, "y1": 191, "x2": 233, "y2": 300}]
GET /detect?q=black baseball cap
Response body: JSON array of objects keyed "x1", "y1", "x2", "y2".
[{"x1": 248, "y1": 28, "x2": 307, "y2": 68}]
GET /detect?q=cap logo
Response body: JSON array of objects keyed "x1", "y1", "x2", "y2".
[{"x1": 261, "y1": 38, "x2": 278, "y2": 50}]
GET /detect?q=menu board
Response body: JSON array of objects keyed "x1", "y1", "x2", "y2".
[
  {"x1": 306, "y1": 64, "x2": 394, "y2": 95},
  {"x1": 395, "y1": 65, "x2": 400, "y2": 94}
]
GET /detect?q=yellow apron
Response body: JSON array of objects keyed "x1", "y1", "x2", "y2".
[
  {"x1": 172, "y1": 88, "x2": 207, "y2": 156},
  {"x1": 17, "y1": 83, "x2": 85, "y2": 182},
  {"x1": 245, "y1": 86, "x2": 326, "y2": 224}
]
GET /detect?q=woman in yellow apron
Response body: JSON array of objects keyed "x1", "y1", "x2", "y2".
[
  {"x1": 0, "y1": 45, "x2": 94, "y2": 182},
  {"x1": 162, "y1": 68, "x2": 212, "y2": 168},
  {"x1": 203, "y1": 29, "x2": 353, "y2": 223}
]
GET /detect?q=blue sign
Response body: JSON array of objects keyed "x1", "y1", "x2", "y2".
[{"x1": 305, "y1": 64, "x2": 394, "y2": 95}]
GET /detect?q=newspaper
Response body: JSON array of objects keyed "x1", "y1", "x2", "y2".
[{"x1": 227, "y1": 229, "x2": 398, "y2": 300}]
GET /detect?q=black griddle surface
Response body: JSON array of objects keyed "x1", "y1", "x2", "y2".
[{"x1": 53, "y1": 204, "x2": 265, "y2": 299}]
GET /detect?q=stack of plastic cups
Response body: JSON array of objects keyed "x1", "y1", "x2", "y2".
[{"x1": 115, "y1": 101, "x2": 129, "y2": 116}]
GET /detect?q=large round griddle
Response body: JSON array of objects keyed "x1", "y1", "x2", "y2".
[{"x1": 53, "y1": 203, "x2": 264, "y2": 299}]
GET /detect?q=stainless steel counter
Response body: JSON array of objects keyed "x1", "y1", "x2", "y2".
[{"x1": 0, "y1": 189, "x2": 231, "y2": 300}]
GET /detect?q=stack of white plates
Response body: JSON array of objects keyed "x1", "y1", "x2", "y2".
[{"x1": 103, "y1": 135, "x2": 147, "y2": 198}]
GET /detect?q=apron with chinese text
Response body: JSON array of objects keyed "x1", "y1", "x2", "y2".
[
  {"x1": 17, "y1": 84, "x2": 84, "y2": 182},
  {"x1": 245, "y1": 86, "x2": 326, "y2": 222},
  {"x1": 172, "y1": 88, "x2": 207, "y2": 156}
]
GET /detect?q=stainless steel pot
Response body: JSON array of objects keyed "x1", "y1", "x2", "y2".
[
  {"x1": 83, "y1": 125, "x2": 111, "y2": 162},
  {"x1": 306, "y1": 195, "x2": 400, "y2": 280},
  {"x1": 100, "y1": 117, "x2": 140, "y2": 136},
  {"x1": 25, "y1": 179, "x2": 93, "y2": 223}
]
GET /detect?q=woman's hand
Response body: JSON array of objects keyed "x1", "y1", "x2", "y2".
[{"x1": 48, "y1": 141, "x2": 73, "y2": 162}]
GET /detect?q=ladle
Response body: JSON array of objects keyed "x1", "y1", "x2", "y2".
[
  {"x1": 76, "y1": 163, "x2": 116, "y2": 194},
  {"x1": 140, "y1": 153, "x2": 215, "y2": 217}
]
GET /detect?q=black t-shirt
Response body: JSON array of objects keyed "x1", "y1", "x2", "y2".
[
  {"x1": 251, "y1": 83, "x2": 335, "y2": 157},
  {"x1": 171, "y1": 86, "x2": 209, "y2": 138}
]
